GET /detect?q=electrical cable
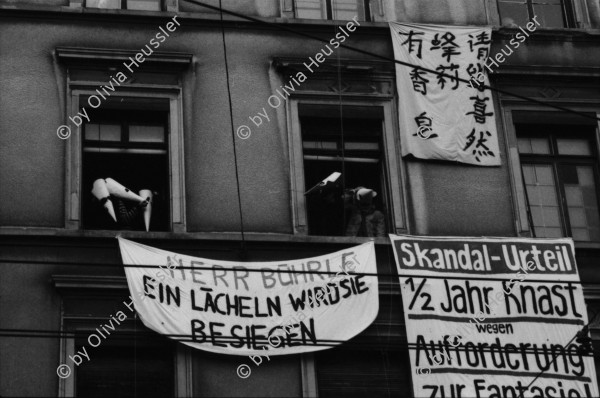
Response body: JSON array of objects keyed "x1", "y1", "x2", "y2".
[
  {"x1": 0, "y1": 257, "x2": 589, "y2": 284},
  {"x1": 335, "y1": 21, "x2": 347, "y2": 237},
  {"x1": 1, "y1": 327, "x2": 598, "y2": 357},
  {"x1": 181, "y1": 0, "x2": 600, "y2": 123},
  {"x1": 517, "y1": 309, "x2": 600, "y2": 398},
  {"x1": 218, "y1": 0, "x2": 247, "y2": 256}
]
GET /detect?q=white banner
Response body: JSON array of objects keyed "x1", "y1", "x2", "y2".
[
  {"x1": 390, "y1": 234, "x2": 597, "y2": 398},
  {"x1": 118, "y1": 238, "x2": 379, "y2": 356},
  {"x1": 389, "y1": 22, "x2": 501, "y2": 166}
]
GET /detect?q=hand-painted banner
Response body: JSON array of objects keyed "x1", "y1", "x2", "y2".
[
  {"x1": 118, "y1": 238, "x2": 378, "y2": 356},
  {"x1": 389, "y1": 22, "x2": 501, "y2": 166},
  {"x1": 390, "y1": 234, "x2": 598, "y2": 398}
]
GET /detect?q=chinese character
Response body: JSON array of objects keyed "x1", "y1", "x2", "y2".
[
  {"x1": 464, "y1": 129, "x2": 495, "y2": 162},
  {"x1": 413, "y1": 111, "x2": 438, "y2": 139},
  {"x1": 436, "y1": 64, "x2": 460, "y2": 90},
  {"x1": 467, "y1": 31, "x2": 491, "y2": 61},
  {"x1": 409, "y1": 67, "x2": 430, "y2": 95},
  {"x1": 431, "y1": 32, "x2": 461, "y2": 62},
  {"x1": 398, "y1": 30, "x2": 425, "y2": 59},
  {"x1": 466, "y1": 63, "x2": 486, "y2": 91},
  {"x1": 476, "y1": 47, "x2": 489, "y2": 61},
  {"x1": 466, "y1": 95, "x2": 493, "y2": 123}
]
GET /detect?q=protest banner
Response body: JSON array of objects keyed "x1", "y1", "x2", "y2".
[
  {"x1": 390, "y1": 234, "x2": 597, "y2": 398},
  {"x1": 389, "y1": 22, "x2": 500, "y2": 166},
  {"x1": 118, "y1": 237, "x2": 378, "y2": 356}
]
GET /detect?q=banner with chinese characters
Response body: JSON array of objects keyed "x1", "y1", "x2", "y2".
[
  {"x1": 390, "y1": 234, "x2": 598, "y2": 398},
  {"x1": 118, "y1": 237, "x2": 379, "y2": 356},
  {"x1": 389, "y1": 23, "x2": 501, "y2": 166}
]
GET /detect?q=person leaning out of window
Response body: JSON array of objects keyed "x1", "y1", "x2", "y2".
[{"x1": 344, "y1": 187, "x2": 386, "y2": 237}]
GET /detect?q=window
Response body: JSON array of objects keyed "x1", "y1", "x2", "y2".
[
  {"x1": 280, "y1": 58, "x2": 406, "y2": 237},
  {"x1": 497, "y1": 0, "x2": 573, "y2": 27},
  {"x1": 85, "y1": 0, "x2": 162, "y2": 11},
  {"x1": 82, "y1": 98, "x2": 170, "y2": 231},
  {"x1": 585, "y1": 298, "x2": 600, "y2": 391},
  {"x1": 58, "y1": 47, "x2": 190, "y2": 233},
  {"x1": 75, "y1": 338, "x2": 175, "y2": 397},
  {"x1": 316, "y1": 281, "x2": 408, "y2": 397},
  {"x1": 299, "y1": 104, "x2": 390, "y2": 237},
  {"x1": 53, "y1": 276, "x2": 188, "y2": 398},
  {"x1": 517, "y1": 125, "x2": 600, "y2": 242},
  {"x1": 293, "y1": 0, "x2": 371, "y2": 21},
  {"x1": 316, "y1": 349, "x2": 406, "y2": 397}
]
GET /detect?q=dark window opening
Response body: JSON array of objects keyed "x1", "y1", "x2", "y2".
[
  {"x1": 517, "y1": 123, "x2": 600, "y2": 242},
  {"x1": 316, "y1": 348, "x2": 408, "y2": 398},
  {"x1": 300, "y1": 104, "x2": 389, "y2": 237},
  {"x1": 82, "y1": 98, "x2": 170, "y2": 231},
  {"x1": 497, "y1": 0, "x2": 574, "y2": 28},
  {"x1": 588, "y1": 303, "x2": 600, "y2": 390},
  {"x1": 316, "y1": 286, "x2": 407, "y2": 397},
  {"x1": 315, "y1": 269, "x2": 411, "y2": 397},
  {"x1": 75, "y1": 338, "x2": 174, "y2": 397}
]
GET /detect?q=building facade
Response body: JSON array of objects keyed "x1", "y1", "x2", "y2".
[{"x1": 1, "y1": 0, "x2": 600, "y2": 396}]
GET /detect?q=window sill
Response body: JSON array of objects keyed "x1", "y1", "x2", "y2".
[
  {"x1": 494, "y1": 26, "x2": 600, "y2": 39},
  {"x1": 4, "y1": 227, "x2": 600, "y2": 259},
  {"x1": 0, "y1": 226, "x2": 392, "y2": 246},
  {"x1": 574, "y1": 241, "x2": 600, "y2": 250}
]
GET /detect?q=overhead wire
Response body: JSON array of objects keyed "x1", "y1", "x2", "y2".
[
  {"x1": 218, "y1": 0, "x2": 247, "y2": 257},
  {"x1": 517, "y1": 309, "x2": 600, "y2": 397},
  {"x1": 334, "y1": 17, "x2": 348, "y2": 237},
  {"x1": 1, "y1": 327, "x2": 597, "y2": 352},
  {"x1": 0, "y1": 257, "x2": 590, "y2": 284}
]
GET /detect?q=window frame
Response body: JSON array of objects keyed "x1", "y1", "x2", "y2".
[
  {"x1": 313, "y1": 280, "x2": 406, "y2": 396},
  {"x1": 288, "y1": 97, "x2": 407, "y2": 237},
  {"x1": 502, "y1": 105, "x2": 600, "y2": 248},
  {"x1": 519, "y1": 132, "x2": 600, "y2": 241},
  {"x1": 70, "y1": 0, "x2": 173, "y2": 12},
  {"x1": 496, "y1": 0, "x2": 576, "y2": 28},
  {"x1": 80, "y1": 106, "x2": 171, "y2": 231},
  {"x1": 583, "y1": 287, "x2": 600, "y2": 390},
  {"x1": 82, "y1": 112, "x2": 169, "y2": 151},
  {"x1": 54, "y1": 276, "x2": 193, "y2": 398},
  {"x1": 289, "y1": 0, "x2": 371, "y2": 21},
  {"x1": 65, "y1": 89, "x2": 186, "y2": 233}
]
